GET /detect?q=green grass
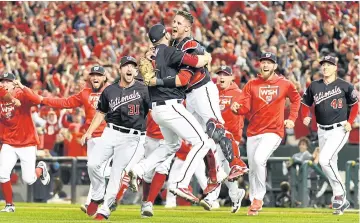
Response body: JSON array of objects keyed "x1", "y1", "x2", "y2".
[{"x1": 0, "y1": 203, "x2": 358, "y2": 223}]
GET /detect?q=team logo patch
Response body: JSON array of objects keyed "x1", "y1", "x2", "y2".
[
  {"x1": 325, "y1": 56, "x2": 330, "y2": 60},
  {"x1": 4, "y1": 73, "x2": 8, "y2": 77},
  {"x1": 266, "y1": 53, "x2": 271, "y2": 58},
  {"x1": 219, "y1": 96, "x2": 232, "y2": 111},
  {"x1": 89, "y1": 93, "x2": 101, "y2": 109},
  {"x1": 221, "y1": 65, "x2": 226, "y2": 70},
  {"x1": 351, "y1": 89, "x2": 358, "y2": 99},
  {"x1": 259, "y1": 86, "x2": 279, "y2": 104}
]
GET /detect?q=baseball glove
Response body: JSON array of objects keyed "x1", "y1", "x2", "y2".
[{"x1": 138, "y1": 57, "x2": 155, "y2": 85}]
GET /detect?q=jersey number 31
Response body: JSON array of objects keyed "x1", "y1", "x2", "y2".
[
  {"x1": 128, "y1": 104, "x2": 140, "y2": 115},
  {"x1": 331, "y1": 98, "x2": 343, "y2": 109}
]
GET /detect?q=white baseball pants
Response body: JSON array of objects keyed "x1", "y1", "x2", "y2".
[
  {"x1": 85, "y1": 137, "x2": 113, "y2": 205},
  {"x1": 0, "y1": 144, "x2": 38, "y2": 185},
  {"x1": 247, "y1": 133, "x2": 282, "y2": 202},
  {"x1": 166, "y1": 157, "x2": 208, "y2": 206},
  {"x1": 151, "y1": 99, "x2": 212, "y2": 189},
  {"x1": 317, "y1": 122, "x2": 349, "y2": 197},
  {"x1": 203, "y1": 144, "x2": 242, "y2": 203},
  {"x1": 142, "y1": 136, "x2": 174, "y2": 183},
  {"x1": 88, "y1": 126, "x2": 144, "y2": 217}
]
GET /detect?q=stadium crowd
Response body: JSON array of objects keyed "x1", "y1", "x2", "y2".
[{"x1": 0, "y1": 1, "x2": 359, "y2": 206}]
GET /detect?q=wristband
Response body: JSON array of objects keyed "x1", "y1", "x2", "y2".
[
  {"x1": 163, "y1": 77, "x2": 176, "y2": 88},
  {"x1": 156, "y1": 78, "x2": 164, "y2": 86}
]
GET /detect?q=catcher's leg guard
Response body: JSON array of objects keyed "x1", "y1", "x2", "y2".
[{"x1": 206, "y1": 118, "x2": 225, "y2": 143}]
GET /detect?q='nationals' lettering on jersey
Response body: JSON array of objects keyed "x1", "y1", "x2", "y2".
[
  {"x1": 313, "y1": 86, "x2": 342, "y2": 104},
  {"x1": 110, "y1": 90, "x2": 141, "y2": 111},
  {"x1": 259, "y1": 86, "x2": 279, "y2": 104}
]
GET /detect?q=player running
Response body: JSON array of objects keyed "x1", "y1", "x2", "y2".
[
  {"x1": 40, "y1": 65, "x2": 121, "y2": 213},
  {"x1": 200, "y1": 66, "x2": 246, "y2": 213},
  {"x1": 0, "y1": 73, "x2": 50, "y2": 212},
  {"x1": 231, "y1": 52, "x2": 301, "y2": 215},
  {"x1": 81, "y1": 56, "x2": 149, "y2": 220},
  {"x1": 301, "y1": 55, "x2": 359, "y2": 215}
]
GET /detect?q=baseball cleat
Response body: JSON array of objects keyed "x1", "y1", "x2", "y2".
[
  {"x1": 247, "y1": 209, "x2": 258, "y2": 216},
  {"x1": 37, "y1": 161, "x2": 50, "y2": 185},
  {"x1": 170, "y1": 188, "x2": 199, "y2": 203},
  {"x1": 231, "y1": 189, "x2": 245, "y2": 213},
  {"x1": 94, "y1": 213, "x2": 108, "y2": 220},
  {"x1": 332, "y1": 195, "x2": 346, "y2": 210},
  {"x1": 249, "y1": 199, "x2": 263, "y2": 211},
  {"x1": 128, "y1": 170, "x2": 139, "y2": 192},
  {"x1": 80, "y1": 204, "x2": 88, "y2": 214},
  {"x1": 86, "y1": 201, "x2": 99, "y2": 217},
  {"x1": 0, "y1": 204, "x2": 15, "y2": 212},
  {"x1": 333, "y1": 200, "x2": 350, "y2": 215},
  {"x1": 141, "y1": 201, "x2": 154, "y2": 218},
  {"x1": 199, "y1": 199, "x2": 212, "y2": 211},
  {"x1": 228, "y1": 165, "x2": 248, "y2": 182},
  {"x1": 109, "y1": 203, "x2": 117, "y2": 212},
  {"x1": 203, "y1": 182, "x2": 221, "y2": 194}
]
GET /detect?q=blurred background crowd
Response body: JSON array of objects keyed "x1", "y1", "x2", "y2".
[{"x1": 0, "y1": 1, "x2": 358, "y2": 207}]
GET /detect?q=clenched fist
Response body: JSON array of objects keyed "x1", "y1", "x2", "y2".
[
  {"x1": 344, "y1": 122, "x2": 352, "y2": 132},
  {"x1": 231, "y1": 102, "x2": 241, "y2": 114},
  {"x1": 303, "y1": 117, "x2": 311, "y2": 126},
  {"x1": 284, "y1": 119, "x2": 295, "y2": 128},
  {"x1": 80, "y1": 132, "x2": 92, "y2": 146}
]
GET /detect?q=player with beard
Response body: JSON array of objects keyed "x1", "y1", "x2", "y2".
[
  {"x1": 41, "y1": 65, "x2": 124, "y2": 213},
  {"x1": 231, "y1": 52, "x2": 301, "y2": 215}
]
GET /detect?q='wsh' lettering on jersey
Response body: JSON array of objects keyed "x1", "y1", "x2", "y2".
[
  {"x1": 110, "y1": 90, "x2": 141, "y2": 111},
  {"x1": 313, "y1": 86, "x2": 342, "y2": 104}
]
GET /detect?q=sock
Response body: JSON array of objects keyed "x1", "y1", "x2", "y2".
[
  {"x1": 35, "y1": 167, "x2": 42, "y2": 178},
  {"x1": 1, "y1": 181, "x2": 13, "y2": 205},
  {"x1": 147, "y1": 173, "x2": 166, "y2": 203},
  {"x1": 116, "y1": 183, "x2": 129, "y2": 202},
  {"x1": 142, "y1": 181, "x2": 151, "y2": 202},
  {"x1": 205, "y1": 150, "x2": 218, "y2": 182}
]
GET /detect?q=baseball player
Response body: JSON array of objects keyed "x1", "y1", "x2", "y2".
[
  {"x1": 0, "y1": 73, "x2": 50, "y2": 212},
  {"x1": 200, "y1": 66, "x2": 246, "y2": 213},
  {"x1": 128, "y1": 23, "x2": 216, "y2": 204},
  {"x1": 81, "y1": 56, "x2": 149, "y2": 220},
  {"x1": 171, "y1": 10, "x2": 248, "y2": 184},
  {"x1": 301, "y1": 55, "x2": 359, "y2": 215},
  {"x1": 231, "y1": 52, "x2": 301, "y2": 215},
  {"x1": 40, "y1": 65, "x2": 119, "y2": 213}
]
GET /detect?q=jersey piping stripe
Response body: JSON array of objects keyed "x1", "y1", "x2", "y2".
[
  {"x1": 171, "y1": 105, "x2": 203, "y2": 141},
  {"x1": 329, "y1": 132, "x2": 348, "y2": 196},
  {"x1": 205, "y1": 86, "x2": 220, "y2": 121},
  {"x1": 176, "y1": 141, "x2": 205, "y2": 187}
]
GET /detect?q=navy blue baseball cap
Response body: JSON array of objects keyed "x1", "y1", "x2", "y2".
[
  {"x1": 216, "y1": 65, "x2": 233, "y2": 76},
  {"x1": 148, "y1": 24, "x2": 166, "y2": 44},
  {"x1": 0, "y1": 72, "x2": 16, "y2": 81},
  {"x1": 260, "y1": 52, "x2": 277, "y2": 64},
  {"x1": 120, "y1": 56, "x2": 137, "y2": 67},
  {"x1": 89, "y1": 66, "x2": 106, "y2": 75},
  {"x1": 320, "y1": 55, "x2": 337, "y2": 66}
]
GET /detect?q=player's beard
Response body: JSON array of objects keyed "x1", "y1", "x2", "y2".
[
  {"x1": 91, "y1": 82, "x2": 104, "y2": 93},
  {"x1": 261, "y1": 67, "x2": 275, "y2": 80}
]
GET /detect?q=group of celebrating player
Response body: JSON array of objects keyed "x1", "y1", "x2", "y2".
[{"x1": 0, "y1": 10, "x2": 358, "y2": 220}]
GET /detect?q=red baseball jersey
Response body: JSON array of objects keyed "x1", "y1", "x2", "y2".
[
  {"x1": 234, "y1": 74, "x2": 301, "y2": 138},
  {"x1": 218, "y1": 82, "x2": 244, "y2": 142},
  {"x1": 146, "y1": 111, "x2": 163, "y2": 140},
  {"x1": 0, "y1": 87, "x2": 42, "y2": 147},
  {"x1": 42, "y1": 85, "x2": 108, "y2": 138},
  {"x1": 43, "y1": 122, "x2": 61, "y2": 150}
]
